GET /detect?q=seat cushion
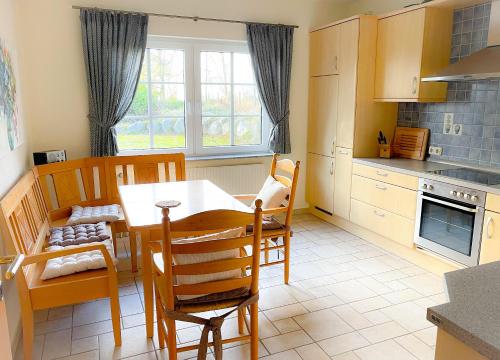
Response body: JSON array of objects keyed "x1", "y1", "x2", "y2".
[
  {"x1": 252, "y1": 176, "x2": 290, "y2": 210},
  {"x1": 66, "y1": 204, "x2": 121, "y2": 225},
  {"x1": 246, "y1": 216, "x2": 284, "y2": 232},
  {"x1": 40, "y1": 239, "x2": 117, "y2": 280},
  {"x1": 48, "y1": 222, "x2": 110, "y2": 247}
]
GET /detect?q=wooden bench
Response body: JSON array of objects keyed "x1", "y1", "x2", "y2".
[
  {"x1": 35, "y1": 153, "x2": 186, "y2": 271},
  {"x1": 0, "y1": 169, "x2": 121, "y2": 360}
]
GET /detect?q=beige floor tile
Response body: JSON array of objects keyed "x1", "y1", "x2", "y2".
[
  {"x1": 362, "y1": 310, "x2": 391, "y2": 325},
  {"x1": 259, "y1": 286, "x2": 300, "y2": 310},
  {"x1": 71, "y1": 336, "x2": 98, "y2": 355},
  {"x1": 72, "y1": 320, "x2": 114, "y2": 340},
  {"x1": 35, "y1": 316, "x2": 73, "y2": 336},
  {"x1": 264, "y1": 303, "x2": 308, "y2": 322},
  {"x1": 328, "y1": 280, "x2": 378, "y2": 303},
  {"x1": 56, "y1": 350, "x2": 100, "y2": 360},
  {"x1": 381, "y1": 302, "x2": 433, "y2": 332},
  {"x1": 301, "y1": 294, "x2": 344, "y2": 312},
  {"x1": 122, "y1": 313, "x2": 146, "y2": 329},
  {"x1": 124, "y1": 352, "x2": 158, "y2": 360},
  {"x1": 318, "y1": 331, "x2": 370, "y2": 356},
  {"x1": 382, "y1": 288, "x2": 423, "y2": 305},
  {"x1": 73, "y1": 299, "x2": 111, "y2": 326},
  {"x1": 260, "y1": 349, "x2": 302, "y2": 360},
  {"x1": 332, "y1": 305, "x2": 374, "y2": 330},
  {"x1": 218, "y1": 342, "x2": 269, "y2": 359},
  {"x1": 258, "y1": 313, "x2": 280, "y2": 339},
  {"x1": 294, "y1": 309, "x2": 352, "y2": 341},
  {"x1": 42, "y1": 329, "x2": 72, "y2": 359},
  {"x1": 399, "y1": 274, "x2": 444, "y2": 297},
  {"x1": 119, "y1": 293, "x2": 144, "y2": 316},
  {"x1": 99, "y1": 325, "x2": 154, "y2": 359},
  {"x1": 413, "y1": 327, "x2": 438, "y2": 347},
  {"x1": 48, "y1": 306, "x2": 73, "y2": 321},
  {"x1": 331, "y1": 351, "x2": 361, "y2": 360},
  {"x1": 177, "y1": 325, "x2": 202, "y2": 344},
  {"x1": 359, "y1": 321, "x2": 408, "y2": 344},
  {"x1": 354, "y1": 339, "x2": 418, "y2": 360},
  {"x1": 395, "y1": 334, "x2": 435, "y2": 360},
  {"x1": 295, "y1": 343, "x2": 331, "y2": 360},
  {"x1": 273, "y1": 318, "x2": 301, "y2": 334},
  {"x1": 350, "y1": 296, "x2": 391, "y2": 313},
  {"x1": 261, "y1": 330, "x2": 313, "y2": 353}
]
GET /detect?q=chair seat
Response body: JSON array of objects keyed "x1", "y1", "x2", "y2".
[
  {"x1": 153, "y1": 253, "x2": 250, "y2": 313},
  {"x1": 246, "y1": 216, "x2": 284, "y2": 232}
]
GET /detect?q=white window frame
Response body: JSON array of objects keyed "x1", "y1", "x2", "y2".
[{"x1": 118, "y1": 36, "x2": 271, "y2": 157}]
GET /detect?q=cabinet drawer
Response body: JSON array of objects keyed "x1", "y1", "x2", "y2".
[
  {"x1": 485, "y1": 193, "x2": 500, "y2": 213},
  {"x1": 352, "y1": 163, "x2": 418, "y2": 190},
  {"x1": 351, "y1": 175, "x2": 417, "y2": 219},
  {"x1": 350, "y1": 199, "x2": 415, "y2": 247}
]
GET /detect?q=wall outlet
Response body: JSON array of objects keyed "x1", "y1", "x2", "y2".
[
  {"x1": 452, "y1": 123, "x2": 463, "y2": 136},
  {"x1": 429, "y1": 146, "x2": 443, "y2": 156},
  {"x1": 443, "y1": 113, "x2": 454, "y2": 135}
]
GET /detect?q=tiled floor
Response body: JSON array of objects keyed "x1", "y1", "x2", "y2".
[{"x1": 16, "y1": 214, "x2": 446, "y2": 360}]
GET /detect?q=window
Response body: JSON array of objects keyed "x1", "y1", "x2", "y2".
[{"x1": 116, "y1": 37, "x2": 270, "y2": 156}]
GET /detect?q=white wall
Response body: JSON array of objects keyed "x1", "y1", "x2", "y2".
[
  {"x1": 14, "y1": 0, "x2": 349, "y2": 210},
  {"x1": 342, "y1": 0, "x2": 416, "y2": 16},
  {"x1": 0, "y1": 0, "x2": 30, "y2": 352}
]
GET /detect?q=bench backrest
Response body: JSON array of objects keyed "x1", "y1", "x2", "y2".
[
  {"x1": 0, "y1": 170, "x2": 49, "y2": 257},
  {"x1": 105, "y1": 153, "x2": 186, "y2": 204},
  {"x1": 35, "y1": 153, "x2": 186, "y2": 219}
]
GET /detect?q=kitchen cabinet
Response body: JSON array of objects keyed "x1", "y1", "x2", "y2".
[
  {"x1": 351, "y1": 174, "x2": 417, "y2": 219},
  {"x1": 374, "y1": 7, "x2": 453, "y2": 102},
  {"x1": 352, "y1": 163, "x2": 419, "y2": 190},
  {"x1": 308, "y1": 75, "x2": 338, "y2": 157},
  {"x1": 333, "y1": 147, "x2": 352, "y2": 219},
  {"x1": 480, "y1": 210, "x2": 500, "y2": 264},
  {"x1": 310, "y1": 25, "x2": 340, "y2": 76},
  {"x1": 350, "y1": 198, "x2": 414, "y2": 247},
  {"x1": 307, "y1": 153, "x2": 334, "y2": 214}
]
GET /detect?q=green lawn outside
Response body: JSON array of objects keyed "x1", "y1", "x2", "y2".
[{"x1": 117, "y1": 134, "x2": 233, "y2": 150}]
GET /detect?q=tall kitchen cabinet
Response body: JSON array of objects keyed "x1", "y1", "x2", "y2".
[{"x1": 307, "y1": 16, "x2": 397, "y2": 219}]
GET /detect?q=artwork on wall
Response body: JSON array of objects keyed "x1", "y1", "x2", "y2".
[{"x1": 0, "y1": 38, "x2": 22, "y2": 155}]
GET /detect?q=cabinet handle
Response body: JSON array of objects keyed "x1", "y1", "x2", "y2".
[
  {"x1": 339, "y1": 150, "x2": 349, "y2": 155},
  {"x1": 412, "y1": 76, "x2": 418, "y2": 95},
  {"x1": 376, "y1": 170, "x2": 388, "y2": 177},
  {"x1": 330, "y1": 161, "x2": 334, "y2": 175},
  {"x1": 334, "y1": 55, "x2": 338, "y2": 72},
  {"x1": 375, "y1": 184, "x2": 387, "y2": 191},
  {"x1": 374, "y1": 210, "x2": 385, "y2": 217},
  {"x1": 331, "y1": 141, "x2": 335, "y2": 155},
  {"x1": 487, "y1": 217, "x2": 495, "y2": 239}
]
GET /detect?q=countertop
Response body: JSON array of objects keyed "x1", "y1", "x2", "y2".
[
  {"x1": 427, "y1": 262, "x2": 500, "y2": 359},
  {"x1": 353, "y1": 157, "x2": 500, "y2": 195}
]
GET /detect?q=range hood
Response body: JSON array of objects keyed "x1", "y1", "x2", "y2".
[{"x1": 422, "y1": 0, "x2": 500, "y2": 82}]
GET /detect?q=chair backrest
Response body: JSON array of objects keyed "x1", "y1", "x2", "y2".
[
  {"x1": 36, "y1": 158, "x2": 108, "y2": 219},
  {"x1": 158, "y1": 201, "x2": 262, "y2": 308},
  {"x1": 269, "y1": 154, "x2": 300, "y2": 225},
  {"x1": 105, "y1": 153, "x2": 186, "y2": 204}
]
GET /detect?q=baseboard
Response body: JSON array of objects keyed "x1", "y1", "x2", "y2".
[{"x1": 308, "y1": 207, "x2": 460, "y2": 276}]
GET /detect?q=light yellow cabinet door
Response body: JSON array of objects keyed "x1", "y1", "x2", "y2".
[
  {"x1": 308, "y1": 75, "x2": 338, "y2": 157},
  {"x1": 333, "y1": 147, "x2": 352, "y2": 220},
  {"x1": 375, "y1": 9, "x2": 425, "y2": 100},
  {"x1": 480, "y1": 211, "x2": 500, "y2": 264},
  {"x1": 307, "y1": 153, "x2": 334, "y2": 214},
  {"x1": 310, "y1": 26, "x2": 340, "y2": 76},
  {"x1": 337, "y1": 19, "x2": 359, "y2": 149}
]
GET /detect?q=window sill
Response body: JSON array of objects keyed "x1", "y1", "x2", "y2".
[{"x1": 186, "y1": 152, "x2": 274, "y2": 161}]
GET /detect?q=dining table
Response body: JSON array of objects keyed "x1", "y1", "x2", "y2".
[{"x1": 118, "y1": 179, "x2": 251, "y2": 338}]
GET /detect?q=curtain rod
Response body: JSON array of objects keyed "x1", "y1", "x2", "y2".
[{"x1": 71, "y1": 6, "x2": 299, "y2": 29}]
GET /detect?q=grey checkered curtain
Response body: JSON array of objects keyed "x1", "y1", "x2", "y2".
[
  {"x1": 247, "y1": 24, "x2": 294, "y2": 154},
  {"x1": 80, "y1": 9, "x2": 148, "y2": 156}
]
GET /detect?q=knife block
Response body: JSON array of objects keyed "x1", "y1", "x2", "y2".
[{"x1": 379, "y1": 144, "x2": 393, "y2": 158}]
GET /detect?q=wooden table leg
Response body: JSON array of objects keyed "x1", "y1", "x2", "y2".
[{"x1": 141, "y1": 230, "x2": 154, "y2": 338}]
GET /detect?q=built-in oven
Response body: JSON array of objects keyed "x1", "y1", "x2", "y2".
[{"x1": 415, "y1": 178, "x2": 486, "y2": 267}]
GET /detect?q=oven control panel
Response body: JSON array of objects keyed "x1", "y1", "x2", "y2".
[{"x1": 418, "y1": 178, "x2": 486, "y2": 207}]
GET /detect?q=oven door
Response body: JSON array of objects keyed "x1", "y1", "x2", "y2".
[{"x1": 415, "y1": 192, "x2": 484, "y2": 267}]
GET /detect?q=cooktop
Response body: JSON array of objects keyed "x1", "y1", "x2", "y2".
[{"x1": 427, "y1": 167, "x2": 500, "y2": 186}]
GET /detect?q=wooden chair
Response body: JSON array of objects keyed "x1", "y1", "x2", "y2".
[
  {"x1": 234, "y1": 154, "x2": 300, "y2": 284},
  {"x1": 152, "y1": 202, "x2": 263, "y2": 360},
  {"x1": 0, "y1": 170, "x2": 121, "y2": 360},
  {"x1": 106, "y1": 153, "x2": 186, "y2": 272}
]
